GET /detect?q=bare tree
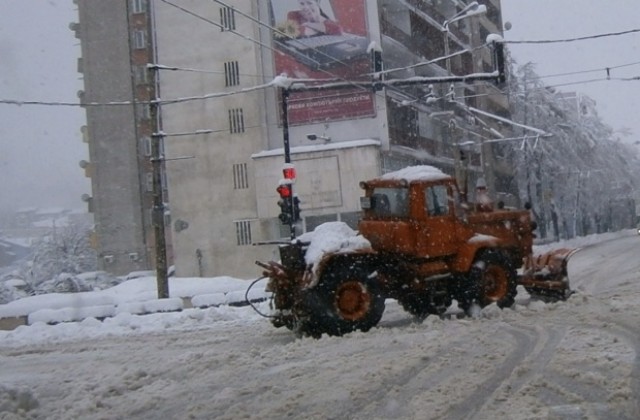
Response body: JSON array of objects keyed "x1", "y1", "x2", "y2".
[
  {"x1": 20, "y1": 222, "x2": 97, "y2": 288},
  {"x1": 505, "y1": 57, "x2": 640, "y2": 239}
]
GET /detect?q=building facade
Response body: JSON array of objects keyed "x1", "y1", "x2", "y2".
[
  {"x1": 76, "y1": 0, "x2": 513, "y2": 279},
  {"x1": 74, "y1": 0, "x2": 173, "y2": 275},
  {"x1": 153, "y1": 0, "x2": 513, "y2": 279}
]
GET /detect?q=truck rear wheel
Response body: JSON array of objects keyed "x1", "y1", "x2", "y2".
[
  {"x1": 298, "y1": 259, "x2": 385, "y2": 337},
  {"x1": 467, "y1": 250, "x2": 517, "y2": 310}
]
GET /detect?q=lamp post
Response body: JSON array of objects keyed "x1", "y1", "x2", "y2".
[
  {"x1": 441, "y1": 2, "x2": 487, "y2": 198},
  {"x1": 442, "y1": 2, "x2": 487, "y2": 74}
]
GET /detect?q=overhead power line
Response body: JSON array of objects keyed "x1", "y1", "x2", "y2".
[
  {"x1": 151, "y1": 63, "x2": 263, "y2": 79},
  {"x1": 158, "y1": 0, "x2": 275, "y2": 53},
  {"x1": 536, "y1": 60, "x2": 640, "y2": 80},
  {"x1": 506, "y1": 28, "x2": 640, "y2": 45},
  {"x1": 3, "y1": 72, "x2": 639, "y2": 109}
]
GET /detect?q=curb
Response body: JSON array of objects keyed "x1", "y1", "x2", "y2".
[{"x1": 0, "y1": 297, "x2": 267, "y2": 331}]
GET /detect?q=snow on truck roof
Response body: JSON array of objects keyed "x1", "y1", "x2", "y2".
[{"x1": 378, "y1": 165, "x2": 450, "y2": 183}]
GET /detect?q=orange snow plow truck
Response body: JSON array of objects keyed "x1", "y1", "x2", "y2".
[{"x1": 256, "y1": 166, "x2": 575, "y2": 338}]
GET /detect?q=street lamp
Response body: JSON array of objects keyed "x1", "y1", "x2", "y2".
[
  {"x1": 439, "y1": 2, "x2": 487, "y2": 200},
  {"x1": 442, "y1": 1, "x2": 487, "y2": 74},
  {"x1": 306, "y1": 133, "x2": 331, "y2": 142}
]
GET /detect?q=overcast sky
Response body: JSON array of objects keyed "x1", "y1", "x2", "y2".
[
  {"x1": 0, "y1": 1, "x2": 637, "y2": 212},
  {"x1": 501, "y1": 0, "x2": 640, "y2": 141},
  {"x1": 0, "y1": 0, "x2": 87, "y2": 212}
]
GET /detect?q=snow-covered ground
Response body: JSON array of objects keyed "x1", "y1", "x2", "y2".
[{"x1": 1, "y1": 230, "x2": 639, "y2": 419}]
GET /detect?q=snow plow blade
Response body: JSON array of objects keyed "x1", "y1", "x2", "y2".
[{"x1": 518, "y1": 248, "x2": 578, "y2": 301}]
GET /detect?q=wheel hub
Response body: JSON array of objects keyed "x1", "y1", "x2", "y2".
[
  {"x1": 334, "y1": 281, "x2": 371, "y2": 321},
  {"x1": 483, "y1": 265, "x2": 508, "y2": 301}
]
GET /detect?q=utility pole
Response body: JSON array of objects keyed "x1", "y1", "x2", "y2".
[{"x1": 147, "y1": 4, "x2": 169, "y2": 299}]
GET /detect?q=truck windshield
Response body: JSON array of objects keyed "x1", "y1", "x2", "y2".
[{"x1": 371, "y1": 187, "x2": 409, "y2": 218}]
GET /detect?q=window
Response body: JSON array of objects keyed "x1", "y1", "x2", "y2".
[
  {"x1": 233, "y1": 163, "x2": 249, "y2": 189},
  {"x1": 371, "y1": 187, "x2": 409, "y2": 218},
  {"x1": 235, "y1": 220, "x2": 252, "y2": 245},
  {"x1": 224, "y1": 61, "x2": 240, "y2": 86},
  {"x1": 142, "y1": 136, "x2": 152, "y2": 156},
  {"x1": 161, "y1": 170, "x2": 167, "y2": 190},
  {"x1": 220, "y1": 6, "x2": 236, "y2": 31},
  {"x1": 137, "y1": 103, "x2": 150, "y2": 120},
  {"x1": 134, "y1": 65, "x2": 148, "y2": 85},
  {"x1": 131, "y1": 0, "x2": 146, "y2": 14},
  {"x1": 133, "y1": 30, "x2": 146, "y2": 49},
  {"x1": 425, "y1": 185, "x2": 449, "y2": 216},
  {"x1": 228, "y1": 108, "x2": 245, "y2": 133},
  {"x1": 146, "y1": 172, "x2": 153, "y2": 191}
]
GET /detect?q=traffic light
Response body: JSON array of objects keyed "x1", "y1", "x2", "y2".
[
  {"x1": 278, "y1": 197, "x2": 293, "y2": 224},
  {"x1": 282, "y1": 163, "x2": 296, "y2": 182},
  {"x1": 277, "y1": 183, "x2": 293, "y2": 225},
  {"x1": 277, "y1": 165, "x2": 301, "y2": 225},
  {"x1": 293, "y1": 196, "x2": 301, "y2": 222}
]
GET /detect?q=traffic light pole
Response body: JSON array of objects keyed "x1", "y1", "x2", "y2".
[{"x1": 280, "y1": 88, "x2": 296, "y2": 240}]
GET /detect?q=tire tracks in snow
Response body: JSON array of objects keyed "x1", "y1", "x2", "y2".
[
  {"x1": 337, "y1": 320, "x2": 540, "y2": 420},
  {"x1": 445, "y1": 324, "x2": 541, "y2": 420}
]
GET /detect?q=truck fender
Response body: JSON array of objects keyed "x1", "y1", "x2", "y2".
[
  {"x1": 310, "y1": 249, "x2": 378, "y2": 288},
  {"x1": 451, "y1": 235, "x2": 501, "y2": 273}
]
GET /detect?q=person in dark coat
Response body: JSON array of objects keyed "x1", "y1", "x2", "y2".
[{"x1": 287, "y1": 0, "x2": 342, "y2": 37}]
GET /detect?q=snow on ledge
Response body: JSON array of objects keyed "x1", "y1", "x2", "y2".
[{"x1": 252, "y1": 139, "x2": 380, "y2": 159}]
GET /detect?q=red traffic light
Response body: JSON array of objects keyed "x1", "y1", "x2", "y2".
[
  {"x1": 277, "y1": 184, "x2": 292, "y2": 198},
  {"x1": 283, "y1": 164, "x2": 296, "y2": 181}
]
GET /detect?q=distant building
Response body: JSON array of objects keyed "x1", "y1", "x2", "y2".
[{"x1": 0, "y1": 208, "x2": 92, "y2": 243}]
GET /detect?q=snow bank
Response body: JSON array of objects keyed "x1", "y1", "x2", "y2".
[{"x1": 296, "y1": 222, "x2": 371, "y2": 269}]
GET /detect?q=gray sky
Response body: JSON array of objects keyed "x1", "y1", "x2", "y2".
[
  {"x1": 0, "y1": 1, "x2": 637, "y2": 212},
  {"x1": 0, "y1": 0, "x2": 87, "y2": 212},
  {"x1": 501, "y1": 0, "x2": 640, "y2": 141}
]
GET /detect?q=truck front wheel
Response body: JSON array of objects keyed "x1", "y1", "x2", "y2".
[
  {"x1": 466, "y1": 250, "x2": 517, "y2": 311},
  {"x1": 298, "y1": 259, "x2": 385, "y2": 337}
]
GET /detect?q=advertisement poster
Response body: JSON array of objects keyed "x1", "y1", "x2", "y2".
[{"x1": 270, "y1": 0, "x2": 376, "y2": 125}]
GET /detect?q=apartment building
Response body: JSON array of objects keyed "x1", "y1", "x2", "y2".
[
  {"x1": 77, "y1": 0, "x2": 512, "y2": 279},
  {"x1": 73, "y1": 0, "x2": 173, "y2": 275}
]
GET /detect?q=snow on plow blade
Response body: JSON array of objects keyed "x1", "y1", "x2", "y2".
[{"x1": 518, "y1": 248, "x2": 579, "y2": 301}]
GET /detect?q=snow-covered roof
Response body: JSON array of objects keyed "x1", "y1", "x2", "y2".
[{"x1": 378, "y1": 165, "x2": 451, "y2": 183}]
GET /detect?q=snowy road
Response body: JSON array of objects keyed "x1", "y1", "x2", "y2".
[{"x1": 1, "y1": 234, "x2": 639, "y2": 419}]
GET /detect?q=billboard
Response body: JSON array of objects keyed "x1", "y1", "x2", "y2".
[{"x1": 269, "y1": 0, "x2": 376, "y2": 125}]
